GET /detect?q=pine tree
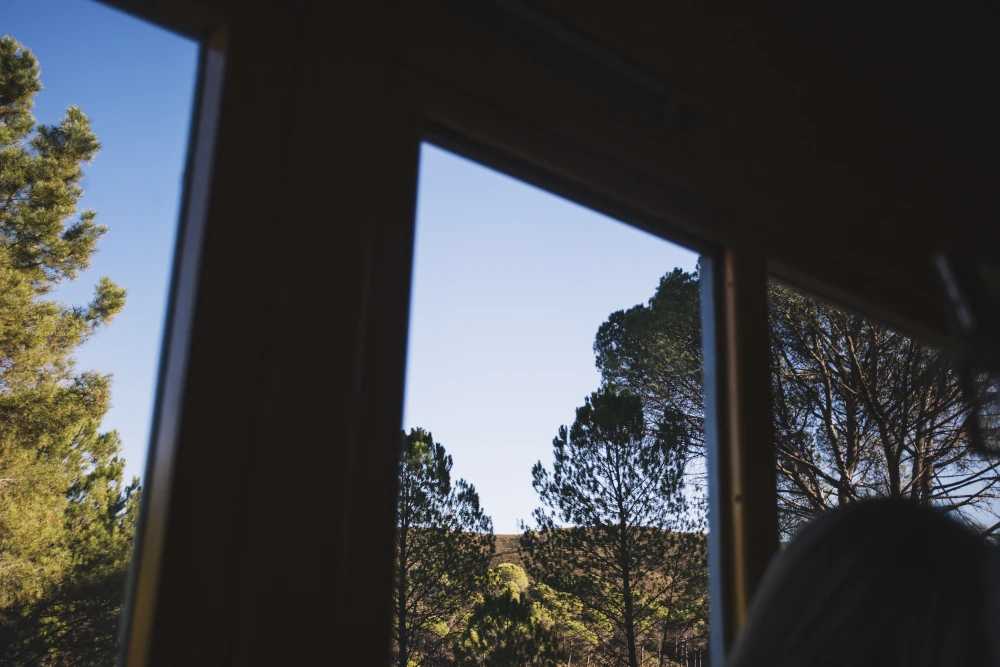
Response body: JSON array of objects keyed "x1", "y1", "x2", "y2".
[
  {"x1": 453, "y1": 563, "x2": 560, "y2": 667},
  {"x1": 520, "y1": 387, "x2": 697, "y2": 667},
  {"x1": 0, "y1": 36, "x2": 136, "y2": 663},
  {"x1": 0, "y1": 430, "x2": 139, "y2": 665},
  {"x1": 393, "y1": 428, "x2": 495, "y2": 667}
]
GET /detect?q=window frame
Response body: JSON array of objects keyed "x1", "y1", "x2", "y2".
[{"x1": 89, "y1": 3, "x2": 955, "y2": 667}]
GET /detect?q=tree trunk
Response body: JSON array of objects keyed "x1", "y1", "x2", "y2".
[
  {"x1": 658, "y1": 621, "x2": 670, "y2": 667},
  {"x1": 396, "y1": 526, "x2": 408, "y2": 667},
  {"x1": 886, "y1": 449, "x2": 902, "y2": 498},
  {"x1": 620, "y1": 518, "x2": 639, "y2": 667}
]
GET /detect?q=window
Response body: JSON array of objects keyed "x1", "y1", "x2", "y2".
[
  {"x1": 393, "y1": 144, "x2": 710, "y2": 667},
  {"x1": 767, "y1": 281, "x2": 1000, "y2": 538}
]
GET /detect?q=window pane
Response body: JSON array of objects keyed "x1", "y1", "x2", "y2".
[
  {"x1": 767, "y1": 282, "x2": 1000, "y2": 538},
  {"x1": 1, "y1": 1, "x2": 197, "y2": 661},
  {"x1": 395, "y1": 144, "x2": 710, "y2": 667}
]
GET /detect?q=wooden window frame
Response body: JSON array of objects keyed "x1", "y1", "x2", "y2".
[{"x1": 91, "y1": 3, "x2": 811, "y2": 667}]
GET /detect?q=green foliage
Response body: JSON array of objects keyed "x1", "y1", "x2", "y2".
[
  {"x1": 0, "y1": 440, "x2": 139, "y2": 666},
  {"x1": 520, "y1": 387, "x2": 700, "y2": 667},
  {"x1": 453, "y1": 564, "x2": 560, "y2": 667},
  {"x1": 0, "y1": 36, "x2": 135, "y2": 663},
  {"x1": 393, "y1": 429, "x2": 496, "y2": 667},
  {"x1": 529, "y1": 581, "x2": 600, "y2": 661},
  {"x1": 594, "y1": 268, "x2": 704, "y2": 461}
]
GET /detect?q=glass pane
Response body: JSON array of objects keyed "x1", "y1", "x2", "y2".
[
  {"x1": 1, "y1": 2, "x2": 197, "y2": 662},
  {"x1": 767, "y1": 282, "x2": 1000, "y2": 539},
  {"x1": 395, "y1": 144, "x2": 709, "y2": 667}
]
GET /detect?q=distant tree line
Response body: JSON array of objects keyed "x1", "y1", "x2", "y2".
[{"x1": 392, "y1": 425, "x2": 707, "y2": 667}]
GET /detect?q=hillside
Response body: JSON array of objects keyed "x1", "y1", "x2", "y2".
[
  {"x1": 491, "y1": 534, "x2": 524, "y2": 569},
  {"x1": 490, "y1": 531, "x2": 709, "y2": 571}
]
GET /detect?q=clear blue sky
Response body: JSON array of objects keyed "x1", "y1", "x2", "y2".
[
  {"x1": 404, "y1": 145, "x2": 698, "y2": 534},
  {"x1": 6, "y1": 0, "x2": 199, "y2": 483}
]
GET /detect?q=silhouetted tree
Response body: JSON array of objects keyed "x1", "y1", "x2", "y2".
[
  {"x1": 521, "y1": 387, "x2": 697, "y2": 667},
  {"x1": 393, "y1": 428, "x2": 495, "y2": 667},
  {"x1": 594, "y1": 268, "x2": 1000, "y2": 536}
]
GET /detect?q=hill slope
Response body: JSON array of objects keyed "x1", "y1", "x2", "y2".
[{"x1": 491, "y1": 534, "x2": 524, "y2": 569}]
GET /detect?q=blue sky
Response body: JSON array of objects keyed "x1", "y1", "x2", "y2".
[
  {"x1": 6, "y1": 0, "x2": 199, "y2": 483},
  {"x1": 404, "y1": 146, "x2": 698, "y2": 533}
]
